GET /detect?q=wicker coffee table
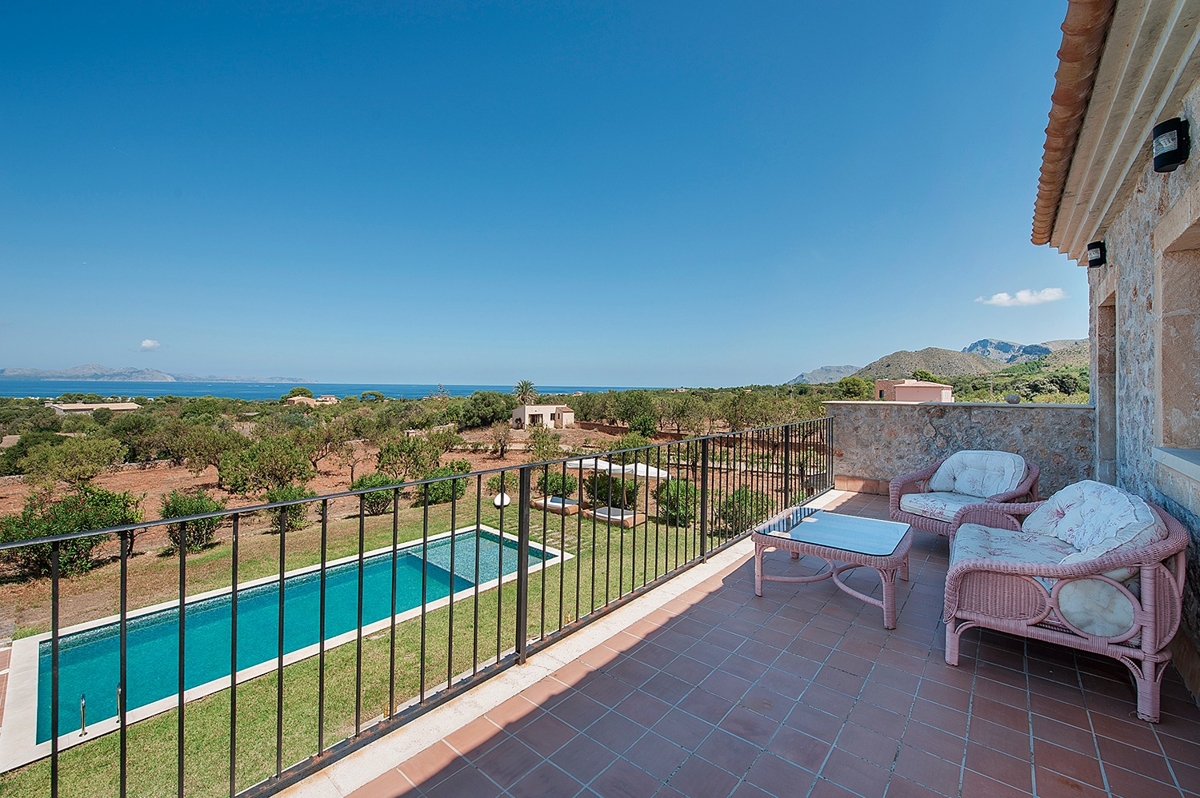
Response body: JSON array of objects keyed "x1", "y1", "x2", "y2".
[{"x1": 753, "y1": 507, "x2": 913, "y2": 629}]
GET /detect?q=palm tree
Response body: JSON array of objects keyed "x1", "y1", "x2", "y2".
[{"x1": 514, "y1": 380, "x2": 538, "y2": 405}]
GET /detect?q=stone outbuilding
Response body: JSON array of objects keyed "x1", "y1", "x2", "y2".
[
  {"x1": 512, "y1": 404, "x2": 574, "y2": 430},
  {"x1": 873, "y1": 379, "x2": 953, "y2": 402},
  {"x1": 46, "y1": 401, "x2": 140, "y2": 416}
]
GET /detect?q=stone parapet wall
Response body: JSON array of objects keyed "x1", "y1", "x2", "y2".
[{"x1": 823, "y1": 401, "x2": 1095, "y2": 496}]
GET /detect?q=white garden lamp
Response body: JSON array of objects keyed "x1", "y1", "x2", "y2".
[{"x1": 493, "y1": 492, "x2": 511, "y2": 508}]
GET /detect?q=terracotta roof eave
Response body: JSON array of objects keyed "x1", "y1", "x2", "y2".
[{"x1": 1031, "y1": 0, "x2": 1117, "y2": 247}]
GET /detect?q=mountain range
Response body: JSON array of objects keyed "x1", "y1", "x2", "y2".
[
  {"x1": 0, "y1": 365, "x2": 303, "y2": 383},
  {"x1": 789, "y1": 338, "x2": 1087, "y2": 383}
]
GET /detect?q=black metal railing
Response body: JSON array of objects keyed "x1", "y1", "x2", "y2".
[{"x1": 0, "y1": 418, "x2": 833, "y2": 797}]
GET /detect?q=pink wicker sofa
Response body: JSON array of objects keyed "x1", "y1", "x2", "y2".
[
  {"x1": 890, "y1": 450, "x2": 1040, "y2": 537},
  {"x1": 943, "y1": 481, "x2": 1188, "y2": 722}
]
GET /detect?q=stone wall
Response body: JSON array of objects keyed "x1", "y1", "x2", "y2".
[
  {"x1": 1085, "y1": 77, "x2": 1200, "y2": 700},
  {"x1": 823, "y1": 401, "x2": 1094, "y2": 496}
]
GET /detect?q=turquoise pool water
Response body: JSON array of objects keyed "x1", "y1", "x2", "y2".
[{"x1": 36, "y1": 529, "x2": 549, "y2": 743}]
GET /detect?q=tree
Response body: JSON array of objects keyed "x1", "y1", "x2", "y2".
[
  {"x1": 166, "y1": 422, "x2": 249, "y2": 474},
  {"x1": 360, "y1": 390, "x2": 385, "y2": 402},
  {"x1": 722, "y1": 391, "x2": 769, "y2": 431},
  {"x1": 525, "y1": 425, "x2": 564, "y2": 463},
  {"x1": 461, "y1": 391, "x2": 518, "y2": 429},
  {"x1": 583, "y1": 473, "x2": 639, "y2": 510},
  {"x1": 412, "y1": 460, "x2": 471, "y2": 506},
  {"x1": 615, "y1": 390, "x2": 655, "y2": 426},
  {"x1": 376, "y1": 436, "x2": 440, "y2": 481},
  {"x1": 488, "y1": 421, "x2": 513, "y2": 459},
  {"x1": 0, "y1": 486, "x2": 142, "y2": 578},
  {"x1": 613, "y1": 432, "x2": 651, "y2": 464},
  {"x1": 350, "y1": 472, "x2": 398, "y2": 515},
  {"x1": 264, "y1": 483, "x2": 315, "y2": 533},
  {"x1": 90, "y1": 407, "x2": 114, "y2": 426},
  {"x1": 160, "y1": 489, "x2": 225, "y2": 552},
  {"x1": 218, "y1": 436, "x2": 314, "y2": 495},
  {"x1": 20, "y1": 435, "x2": 127, "y2": 489},
  {"x1": 912, "y1": 370, "x2": 937, "y2": 383},
  {"x1": 716, "y1": 488, "x2": 774, "y2": 536},
  {"x1": 629, "y1": 415, "x2": 658, "y2": 437},
  {"x1": 836, "y1": 376, "x2": 873, "y2": 400},
  {"x1": 0, "y1": 430, "x2": 64, "y2": 476},
  {"x1": 665, "y1": 392, "x2": 705, "y2": 435},
  {"x1": 335, "y1": 440, "x2": 374, "y2": 485},
  {"x1": 536, "y1": 469, "x2": 578, "y2": 499},
  {"x1": 294, "y1": 416, "x2": 353, "y2": 472},
  {"x1": 283, "y1": 387, "x2": 314, "y2": 400},
  {"x1": 513, "y1": 380, "x2": 538, "y2": 405},
  {"x1": 108, "y1": 412, "x2": 164, "y2": 462},
  {"x1": 655, "y1": 479, "x2": 698, "y2": 526}
]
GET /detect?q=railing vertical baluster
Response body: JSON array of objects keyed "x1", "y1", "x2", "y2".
[
  {"x1": 317, "y1": 502, "x2": 327, "y2": 754},
  {"x1": 230, "y1": 514, "x2": 240, "y2": 797},
  {"x1": 354, "y1": 498, "x2": 365, "y2": 735},
  {"x1": 420, "y1": 485, "x2": 429, "y2": 701},
  {"x1": 276, "y1": 506, "x2": 286, "y2": 777},
  {"x1": 390, "y1": 489, "x2": 399, "y2": 716},
  {"x1": 178, "y1": 523, "x2": 186, "y2": 798},
  {"x1": 496, "y1": 472, "x2": 505, "y2": 665},
  {"x1": 589, "y1": 464, "x2": 597, "y2": 614},
  {"x1": 516, "y1": 466, "x2": 531, "y2": 664},
  {"x1": 575, "y1": 460, "x2": 584, "y2": 624},
  {"x1": 539, "y1": 465, "x2": 547, "y2": 641},
  {"x1": 605, "y1": 465, "x2": 613, "y2": 605},
  {"x1": 699, "y1": 438, "x2": 710, "y2": 559},
  {"x1": 50, "y1": 541, "x2": 59, "y2": 798},
  {"x1": 618, "y1": 456, "x2": 627, "y2": 599},
  {"x1": 558, "y1": 462, "x2": 567, "y2": 631},
  {"x1": 448, "y1": 486, "x2": 457, "y2": 688},
  {"x1": 119, "y1": 530, "x2": 128, "y2": 798},
  {"x1": 783, "y1": 424, "x2": 792, "y2": 507},
  {"x1": 473, "y1": 476, "x2": 482, "y2": 677}
]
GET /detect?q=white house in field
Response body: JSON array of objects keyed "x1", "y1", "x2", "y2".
[{"x1": 512, "y1": 404, "x2": 574, "y2": 430}]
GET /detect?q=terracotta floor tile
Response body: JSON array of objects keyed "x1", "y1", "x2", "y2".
[
  {"x1": 652, "y1": 707, "x2": 714, "y2": 750},
  {"x1": 508, "y1": 761, "x2": 585, "y2": 798},
  {"x1": 470, "y1": 735, "x2": 543, "y2": 788},
  {"x1": 589, "y1": 758, "x2": 664, "y2": 798},
  {"x1": 766, "y1": 724, "x2": 832, "y2": 773},
  {"x1": 1031, "y1": 738, "x2": 1103, "y2": 788},
  {"x1": 676, "y1": 687, "x2": 734, "y2": 725},
  {"x1": 585, "y1": 711, "x2": 647, "y2": 755},
  {"x1": 893, "y1": 744, "x2": 962, "y2": 796},
  {"x1": 422, "y1": 765, "x2": 503, "y2": 798},
  {"x1": 960, "y1": 768, "x2": 1032, "y2": 797},
  {"x1": 718, "y1": 705, "x2": 779, "y2": 747},
  {"x1": 744, "y1": 751, "x2": 818, "y2": 796},
  {"x1": 834, "y1": 721, "x2": 900, "y2": 768},
  {"x1": 549, "y1": 735, "x2": 618, "y2": 783},
  {"x1": 965, "y1": 743, "x2": 1033, "y2": 793},
  {"x1": 819, "y1": 747, "x2": 890, "y2": 797},
  {"x1": 1032, "y1": 768, "x2": 1108, "y2": 798},
  {"x1": 886, "y1": 773, "x2": 955, "y2": 797},
  {"x1": 349, "y1": 768, "x2": 418, "y2": 798},
  {"x1": 551, "y1": 692, "x2": 611, "y2": 731},
  {"x1": 1030, "y1": 713, "x2": 1097, "y2": 755},
  {"x1": 395, "y1": 741, "x2": 468, "y2": 788},
  {"x1": 901, "y1": 720, "x2": 967, "y2": 765},
  {"x1": 1102, "y1": 764, "x2": 1183, "y2": 798},
  {"x1": 624, "y1": 731, "x2": 689, "y2": 780},
  {"x1": 517, "y1": 712, "x2": 577, "y2": 757},
  {"x1": 967, "y1": 717, "x2": 1031, "y2": 760},
  {"x1": 664, "y1": 755, "x2": 739, "y2": 798}
]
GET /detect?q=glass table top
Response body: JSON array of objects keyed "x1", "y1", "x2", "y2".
[{"x1": 755, "y1": 508, "x2": 911, "y2": 557}]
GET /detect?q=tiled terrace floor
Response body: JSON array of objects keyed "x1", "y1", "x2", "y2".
[{"x1": 349, "y1": 492, "x2": 1200, "y2": 798}]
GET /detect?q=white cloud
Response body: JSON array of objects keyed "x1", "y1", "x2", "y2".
[
  {"x1": 975, "y1": 288, "x2": 1067, "y2": 307},
  {"x1": 140, "y1": 339, "x2": 161, "y2": 351}
]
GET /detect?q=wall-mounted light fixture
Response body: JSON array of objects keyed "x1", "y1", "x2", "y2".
[
  {"x1": 1086, "y1": 241, "x2": 1107, "y2": 268},
  {"x1": 1152, "y1": 118, "x2": 1190, "y2": 172}
]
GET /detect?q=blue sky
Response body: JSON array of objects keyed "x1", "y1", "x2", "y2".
[{"x1": 0, "y1": 2, "x2": 1082, "y2": 387}]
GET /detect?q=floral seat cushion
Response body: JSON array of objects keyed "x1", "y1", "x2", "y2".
[
  {"x1": 1022, "y1": 480, "x2": 1167, "y2": 565},
  {"x1": 927, "y1": 450, "x2": 1025, "y2": 499},
  {"x1": 950, "y1": 523, "x2": 1077, "y2": 568},
  {"x1": 898, "y1": 491, "x2": 982, "y2": 523}
]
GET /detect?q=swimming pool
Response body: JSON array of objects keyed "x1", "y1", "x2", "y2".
[{"x1": 1, "y1": 525, "x2": 561, "y2": 762}]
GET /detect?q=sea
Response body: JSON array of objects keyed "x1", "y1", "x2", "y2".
[{"x1": 0, "y1": 380, "x2": 644, "y2": 402}]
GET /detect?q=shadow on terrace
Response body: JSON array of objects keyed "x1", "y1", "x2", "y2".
[{"x1": 350, "y1": 491, "x2": 1200, "y2": 798}]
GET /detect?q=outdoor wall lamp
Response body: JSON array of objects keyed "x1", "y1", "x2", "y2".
[
  {"x1": 1086, "y1": 241, "x2": 1107, "y2": 268},
  {"x1": 1152, "y1": 117, "x2": 1190, "y2": 172}
]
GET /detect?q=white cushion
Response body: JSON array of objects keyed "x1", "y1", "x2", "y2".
[
  {"x1": 899, "y1": 491, "x2": 982, "y2": 522},
  {"x1": 928, "y1": 451, "x2": 1025, "y2": 499},
  {"x1": 950, "y1": 523, "x2": 1077, "y2": 568},
  {"x1": 1022, "y1": 480, "x2": 1166, "y2": 561},
  {"x1": 1057, "y1": 578, "x2": 1137, "y2": 638}
]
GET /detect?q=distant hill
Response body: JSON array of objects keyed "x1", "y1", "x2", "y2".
[
  {"x1": 0, "y1": 364, "x2": 178, "y2": 382},
  {"x1": 854, "y1": 348, "x2": 1002, "y2": 380},
  {"x1": 1041, "y1": 342, "x2": 1089, "y2": 369},
  {"x1": 788, "y1": 365, "x2": 860, "y2": 385},
  {"x1": 0, "y1": 365, "x2": 302, "y2": 383},
  {"x1": 964, "y1": 338, "x2": 1086, "y2": 364}
]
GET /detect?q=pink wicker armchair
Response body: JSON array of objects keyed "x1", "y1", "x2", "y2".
[
  {"x1": 944, "y1": 496, "x2": 1188, "y2": 722},
  {"x1": 889, "y1": 451, "x2": 1040, "y2": 537}
]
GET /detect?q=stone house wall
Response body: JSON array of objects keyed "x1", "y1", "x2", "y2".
[
  {"x1": 1086, "y1": 77, "x2": 1200, "y2": 699},
  {"x1": 822, "y1": 401, "x2": 1094, "y2": 496}
]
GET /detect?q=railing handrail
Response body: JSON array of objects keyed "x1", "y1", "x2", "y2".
[{"x1": 0, "y1": 419, "x2": 833, "y2": 552}]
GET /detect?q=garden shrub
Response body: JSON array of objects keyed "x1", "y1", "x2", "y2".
[
  {"x1": 584, "y1": 473, "x2": 639, "y2": 510},
  {"x1": 351, "y1": 472, "x2": 398, "y2": 515},
  {"x1": 629, "y1": 414, "x2": 657, "y2": 437},
  {"x1": 0, "y1": 486, "x2": 142, "y2": 578},
  {"x1": 537, "y1": 469, "x2": 578, "y2": 498},
  {"x1": 413, "y1": 460, "x2": 471, "y2": 506},
  {"x1": 264, "y1": 483, "x2": 316, "y2": 534},
  {"x1": 655, "y1": 479, "x2": 697, "y2": 526},
  {"x1": 716, "y1": 488, "x2": 774, "y2": 535},
  {"x1": 613, "y1": 432, "x2": 651, "y2": 464},
  {"x1": 160, "y1": 489, "x2": 225, "y2": 552}
]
